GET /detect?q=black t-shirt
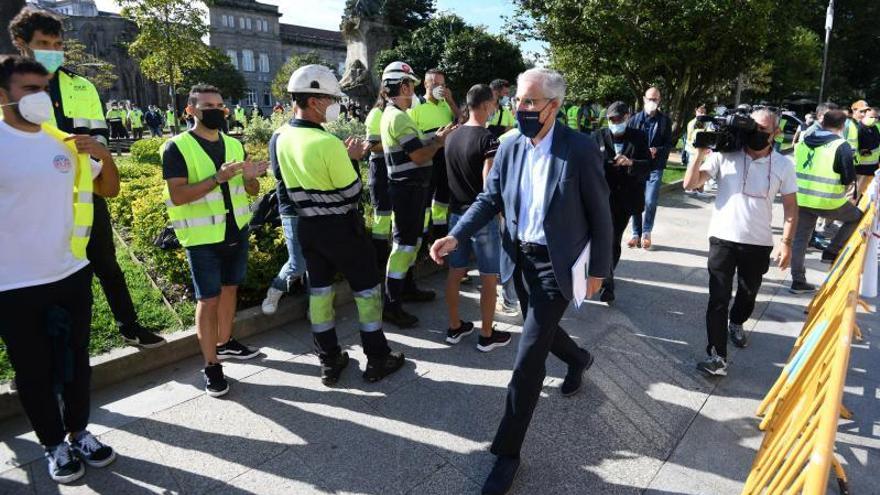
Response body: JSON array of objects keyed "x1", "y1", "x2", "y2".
[
  {"x1": 444, "y1": 125, "x2": 499, "y2": 211},
  {"x1": 162, "y1": 131, "x2": 246, "y2": 244}
]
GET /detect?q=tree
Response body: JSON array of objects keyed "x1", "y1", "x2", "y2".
[
  {"x1": 376, "y1": 14, "x2": 527, "y2": 102},
  {"x1": 63, "y1": 39, "x2": 118, "y2": 92},
  {"x1": 512, "y1": 0, "x2": 782, "y2": 134},
  {"x1": 344, "y1": 0, "x2": 436, "y2": 44},
  {"x1": 182, "y1": 47, "x2": 247, "y2": 101},
  {"x1": 117, "y1": 0, "x2": 211, "y2": 110},
  {"x1": 270, "y1": 52, "x2": 329, "y2": 101},
  {"x1": 0, "y1": 0, "x2": 26, "y2": 54}
]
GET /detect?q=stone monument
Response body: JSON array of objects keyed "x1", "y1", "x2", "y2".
[{"x1": 339, "y1": 0, "x2": 393, "y2": 110}]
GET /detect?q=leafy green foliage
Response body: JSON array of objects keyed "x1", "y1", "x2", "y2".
[
  {"x1": 64, "y1": 39, "x2": 117, "y2": 92},
  {"x1": 129, "y1": 136, "x2": 168, "y2": 165},
  {"x1": 271, "y1": 52, "x2": 329, "y2": 101},
  {"x1": 376, "y1": 14, "x2": 527, "y2": 101},
  {"x1": 181, "y1": 47, "x2": 247, "y2": 101},
  {"x1": 344, "y1": 0, "x2": 436, "y2": 44}
]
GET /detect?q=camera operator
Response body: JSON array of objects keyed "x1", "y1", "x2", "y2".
[{"x1": 683, "y1": 109, "x2": 798, "y2": 376}]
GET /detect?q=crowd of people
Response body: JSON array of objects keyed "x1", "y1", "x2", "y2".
[{"x1": 1, "y1": 5, "x2": 878, "y2": 495}]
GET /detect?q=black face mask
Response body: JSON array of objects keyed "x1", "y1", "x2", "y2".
[
  {"x1": 746, "y1": 130, "x2": 771, "y2": 151},
  {"x1": 199, "y1": 108, "x2": 226, "y2": 130}
]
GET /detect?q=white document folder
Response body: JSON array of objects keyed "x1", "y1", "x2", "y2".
[{"x1": 571, "y1": 242, "x2": 591, "y2": 309}]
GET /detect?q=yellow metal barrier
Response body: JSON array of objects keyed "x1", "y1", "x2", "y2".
[{"x1": 743, "y1": 197, "x2": 874, "y2": 495}]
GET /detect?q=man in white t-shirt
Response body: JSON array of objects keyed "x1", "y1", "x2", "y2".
[
  {"x1": 683, "y1": 109, "x2": 799, "y2": 376},
  {"x1": 0, "y1": 55, "x2": 119, "y2": 484}
]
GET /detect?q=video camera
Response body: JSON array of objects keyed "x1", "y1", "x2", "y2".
[{"x1": 691, "y1": 114, "x2": 758, "y2": 152}]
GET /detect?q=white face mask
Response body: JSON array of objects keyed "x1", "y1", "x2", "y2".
[
  {"x1": 323, "y1": 102, "x2": 340, "y2": 122},
  {"x1": 431, "y1": 86, "x2": 445, "y2": 100},
  {"x1": 644, "y1": 99, "x2": 659, "y2": 113},
  {"x1": 2, "y1": 91, "x2": 53, "y2": 125}
]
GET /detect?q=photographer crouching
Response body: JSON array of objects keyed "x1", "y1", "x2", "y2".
[{"x1": 683, "y1": 108, "x2": 799, "y2": 377}]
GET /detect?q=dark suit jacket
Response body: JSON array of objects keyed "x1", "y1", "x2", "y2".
[
  {"x1": 594, "y1": 127, "x2": 651, "y2": 214},
  {"x1": 449, "y1": 124, "x2": 613, "y2": 301},
  {"x1": 628, "y1": 110, "x2": 673, "y2": 171}
]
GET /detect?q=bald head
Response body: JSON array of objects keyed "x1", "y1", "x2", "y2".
[
  {"x1": 643, "y1": 87, "x2": 661, "y2": 114},
  {"x1": 645, "y1": 87, "x2": 661, "y2": 100}
]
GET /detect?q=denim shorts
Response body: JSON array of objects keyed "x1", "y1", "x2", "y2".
[
  {"x1": 185, "y1": 232, "x2": 249, "y2": 300},
  {"x1": 448, "y1": 212, "x2": 501, "y2": 275}
]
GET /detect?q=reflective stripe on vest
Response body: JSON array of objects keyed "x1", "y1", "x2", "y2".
[
  {"x1": 41, "y1": 123, "x2": 94, "y2": 259},
  {"x1": 162, "y1": 132, "x2": 253, "y2": 247},
  {"x1": 794, "y1": 139, "x2": 847, "y2": 210}
]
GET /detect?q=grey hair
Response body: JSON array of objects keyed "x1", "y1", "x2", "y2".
[
  {"x1": 751, "y1": 108, "x2": 778, "y2": 130},
  {"x1": 517, "y1": 68, "x2": 567, "y2": 103}
]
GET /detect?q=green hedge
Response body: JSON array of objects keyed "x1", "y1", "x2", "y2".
[{"x1": 129, "y1": 137, "x2": 168, "y2": 165}]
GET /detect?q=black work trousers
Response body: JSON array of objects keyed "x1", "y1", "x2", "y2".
[
  {"x1": 490, "y1": 247, "x2": 584, "y2": 457},
  {"x1": 705, "y1": 237, "x2": 772, "y2": 358},
  {"x1": 0, "y1": 267, "x2": 93, "y2": 447},
  {"x1": 605, "y1": 199, "x2": 634, "y2": 291},
  {"x1": 87, "y1": 195, "x2": 138, "y2": 332},
  {"x1": 386, "y1": 183, "x2": 429, "y2": 308}
]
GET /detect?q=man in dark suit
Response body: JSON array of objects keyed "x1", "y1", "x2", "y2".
[
  {"x1": 627, "y1": 87, "x2": 673, "y2": 250},
  {"x1": 430, "y1": 68, "x2": 613, "y2": 495},
  {"x1": 594, "y1": 101, "x2": 650, "y2": 303}
]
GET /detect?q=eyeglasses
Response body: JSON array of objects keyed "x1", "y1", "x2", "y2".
[
  {"x1": 742, "y1": 152, "x2": 772, "y2": 199},
  {"x1": 513, "y1": 97, "x2": 554, "y2": 109}
]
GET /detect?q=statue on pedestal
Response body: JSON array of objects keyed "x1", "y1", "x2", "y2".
[{"x1": 340, "y1": 0, "x2": 393, "y2": 111}]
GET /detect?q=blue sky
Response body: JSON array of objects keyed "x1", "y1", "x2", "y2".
[{"x1": 93, "y1": 0, "x2": 545, "y2": 57}]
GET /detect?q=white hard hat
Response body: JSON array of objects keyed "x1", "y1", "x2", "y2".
[
  {"x1": 287, "y1": 64, "x2": 345, "y2": 97},
  {"x1": 382, "y1": 61, "x2": 421, "y2": 85}
]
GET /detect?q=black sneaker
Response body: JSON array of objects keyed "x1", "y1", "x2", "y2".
[
  {"x1": 789, "y1": 281, "x2": 817, "y2": 294},
  {"x1": 216, "y1": 338, "x2": 260, "y2": 360},
  {"x1": 69, "y1": 431, "x2": 116, "y2": 468},
  {"x1": 203, "y1": 363, "x2": 229, "y2": 397},
  {"x1": 44, "y1": 443, "x2": 84, "y2": 484},
  {"x1": 561, "y1": 349, "x2": 594, "y2": 396},
  {"x1": 696, "y1": 351, "x2": 728, "y2": 376},
  {"x1": 320, "y1": 352, "x2": 350, "y2": 386},
  {"x1": 820, "y1": 251, "x2": 837, "y2": 264},
  {"x1": 121, "y1": 326, "x2": 166, "y2": 349},
  {"x1": 364, "y1": 351, "x2": 405, "y2": 382},
  {"x1": 383, "y1": 307, "x2": 419, "y2": 328},
  {"x1": 728, "y1": 322, "x2": 748, "y2": 348},
  {"x1": 446, "y1": 321, "x2": 475, "y2": 344},
  {"x1": 477, "y1": 328, "x2": 512, "y2": 352},
  {"x1": 401, "y1": 287, "x2": 436, "y2": 303}
]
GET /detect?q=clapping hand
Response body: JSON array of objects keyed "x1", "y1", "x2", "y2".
[
  {"x1": 215, "y1": 161, "x2": 244, "y2": 183},
  {"x1": 242, "y1": 160, "x2": 269, "y2": 180},
  {"x1": 345, "y1": 136, "x2": 370, "y2": 160}
]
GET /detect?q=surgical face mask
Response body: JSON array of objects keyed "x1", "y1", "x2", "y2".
[
  {"x1": 33, "y1": 49, "x2": 64, "y2": 73},
  {"x1": 746, "y1": 130, "x2": 771, "y2": 151},
  {"x1": 516, "y1": 101, "x2": 552, "y2": 139},
  {"x1": 323, "y1": 102, "x2": 341, "y2": 122},
  {"x1": 197, "y1": 108, "x2": 226, "y2": 130},
  {"x1": 1, "y1": 91, "x2": 53, "y2": 125},
  {"x1": 500, "y1": 96, "x2": 510, "y2": 106},
  {"x1": 609, "y1": 122, "x2": 627, "y2": 135},
  {"x1": 431, "y1": 85, "x2": 445, "y2": 100},
  {"x1": 644, "y1": 99, "x2": 659, "y2": 114},
  {"x1": 865, "y1": 117, "x2": 877, "y2": 127}
]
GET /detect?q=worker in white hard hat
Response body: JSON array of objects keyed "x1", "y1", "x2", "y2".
[
  {"x1": 379, "y1": 61, "x2": 457, "y2": 328},
  {"x1": 272, "y1": 64, "x2": 406, "y2": 386}
]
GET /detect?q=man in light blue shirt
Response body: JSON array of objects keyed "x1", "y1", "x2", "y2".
[{"x1": 431, "y1": 69, "x2": 613, "y2": 495}]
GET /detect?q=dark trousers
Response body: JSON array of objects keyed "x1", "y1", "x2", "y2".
[
  {"x1": 605, "y1": 199, "x2": 634, "y2": 291},
  {"x1": 491, "y1": 248, "x2": 584, "y2": 457},
  {"x1": 791, "y1": 202, "x2": 863, "y2": 284},
  {"x1": 386, "y1": 184, "x2": 429, "y2": 308},
  {"x1": 87, "y1": 196, "x2": 138, "y2": 332},
  {"x1": 429, "y1": 153, "x2": 450, "y2": 231},
  {"x1": 705, "y1": 237, "x2": 772, "y2": 358},
  {"x1": 0, "y1": 267, "x2": 93, "y2": 447},
  {"x1": 369, "y1": 157, "x2": 392, "y2": 274}
]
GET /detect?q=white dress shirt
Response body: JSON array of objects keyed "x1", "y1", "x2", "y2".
[{"x1": 517, "y1": 124, "x2": 555, "y2": 245}]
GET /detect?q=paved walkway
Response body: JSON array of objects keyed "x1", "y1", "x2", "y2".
[{"x1": 0, "y1": 189, "x2": 877, "y2": 494}]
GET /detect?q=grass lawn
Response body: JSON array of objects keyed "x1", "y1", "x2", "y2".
[
  {"x1": 663, "y1": 167, "x2": 685, "y2": 184},
  {"x1": 0, "y1": 238, "x2": 190, "y2": 382}
]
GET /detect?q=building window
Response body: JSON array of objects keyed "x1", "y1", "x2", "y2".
[
  {"x1": 242, "y1": 50, "x2": 255, "y2": 72},
  {"x1": 220, "y1": 15, "x2": 227, "y2": 27},
  {"x1": 262, "y1": 20, "x2": 269, "y2": 32},
  {"x1": 263, "y1": 92, "x2": 271, "y2": 107},
  {"x1": 245, "y1": 17, "x2": 252, "y2": 30},
  {"x1": 226, "y1": 50, "x2": 238, "y2": 70},
  {"x1": 259, "y1": 53, "x2": 270, "y2": 73},
  {"x1": 244, "y1": 89, "x2": 257, "y2": 107},
  {"x1": 239, "y1": 17, "x2": 245, "y2": 29}
]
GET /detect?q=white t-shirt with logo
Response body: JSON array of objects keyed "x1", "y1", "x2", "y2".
[
  {"x1": 0, "y1": 121, "x2": 101, "y2": 291},
  {"x1": 700, "y1": 149, "x2": 798, "y2": 247}
]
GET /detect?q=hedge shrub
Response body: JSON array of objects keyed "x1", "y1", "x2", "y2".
[{"x1": 130, "y1": 137, "x2": 168, "y2": 165}]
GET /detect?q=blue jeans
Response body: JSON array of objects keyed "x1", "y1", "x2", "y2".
[
  {"x1": 632, "y1": 168, "x2": 663, "y2": 237},
  {"x1": 271, "y1": 216, "x2": 306, "y2": 292},
  {"x1": 447, "y1": 212, "x2": 501, "y2": 275}
]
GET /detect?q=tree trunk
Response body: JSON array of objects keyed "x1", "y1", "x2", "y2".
[{"x1": 0, "y1": 0, "x2": 26, "y2": 54}]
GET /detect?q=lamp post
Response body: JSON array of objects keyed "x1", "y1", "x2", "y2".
[{"x1": 818, "y1": 0, "x2": 835, "y2": 103}]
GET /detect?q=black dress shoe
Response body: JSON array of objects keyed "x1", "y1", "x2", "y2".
[
  {"x1": 482, "y1": 455, "x2": 520, "y2": 495},
  {"x1": 561, "y1": 349, "x2": 594, "y2": 397}
]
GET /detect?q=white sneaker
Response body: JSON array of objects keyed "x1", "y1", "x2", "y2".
[{"x1": 261, "y1": 287, "x2": 284, "y2": 315}]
